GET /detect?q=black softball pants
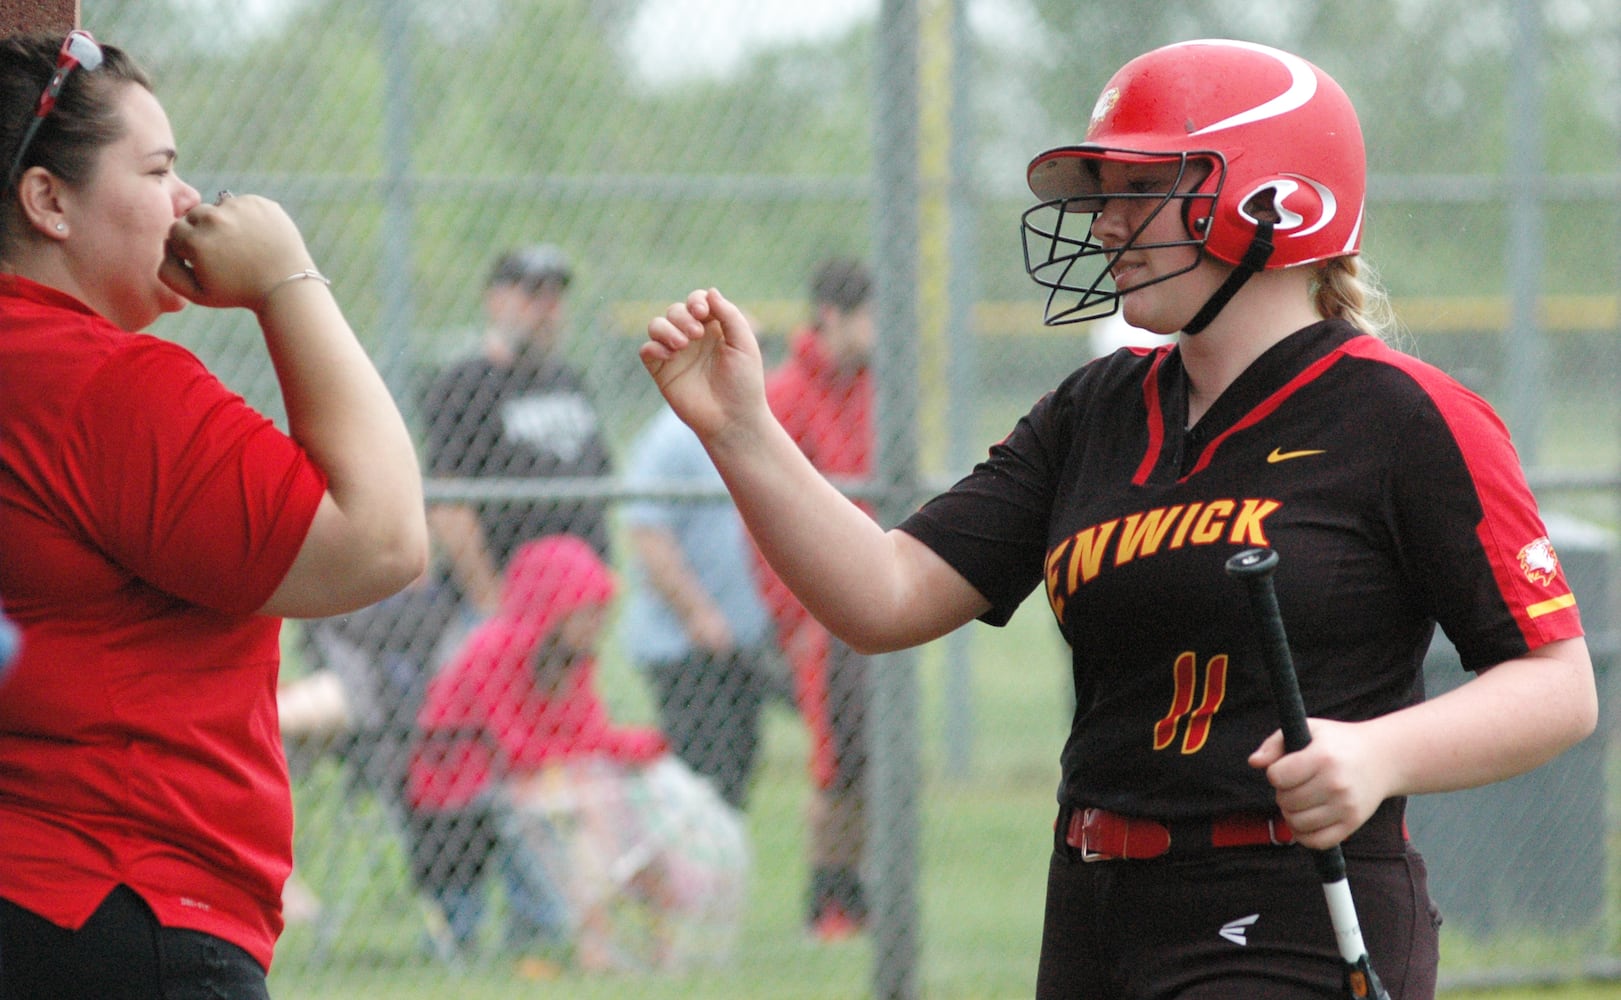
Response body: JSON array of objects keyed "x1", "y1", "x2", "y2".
[{"x1": 1035, "y1": 832, "x2": 1441, "y2": 998}]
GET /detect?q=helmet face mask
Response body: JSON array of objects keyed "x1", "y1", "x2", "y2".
[
  {"x1": 1020, "y1": 39, "x2": 1365, "y2": 328},
  {"x1": 1021, "y1": 151, "x2": 1222, "y2": 326}
]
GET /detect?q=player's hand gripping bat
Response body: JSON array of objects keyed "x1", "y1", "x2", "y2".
[{"x1": 1226, "y1": 547, "x2": 1392, "y2": 1000}]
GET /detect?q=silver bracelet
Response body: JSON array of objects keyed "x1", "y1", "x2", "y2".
[{"x1": 265, "y1": 268, "x2": 332, "y2": 298}]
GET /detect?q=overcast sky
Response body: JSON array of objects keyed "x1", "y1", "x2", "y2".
[
  {"x1": 167, "y1": 0, "x2": 1035, "y2": 94},
  {"x1": 624, "y1": 0, "x2": 878, "y2": 84}
]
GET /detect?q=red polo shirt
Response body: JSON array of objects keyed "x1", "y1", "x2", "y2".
[{"x1": 0, "y1": 275, "x2": 324, "y2": 970}]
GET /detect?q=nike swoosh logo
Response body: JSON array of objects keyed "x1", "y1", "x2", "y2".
[{"x1": 1267, "y1": 448, "x2": 1325, "y2": 464}]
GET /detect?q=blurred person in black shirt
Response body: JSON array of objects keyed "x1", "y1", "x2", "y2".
[{"x1": 423, "y1": 244, "x2": 614, "y2": 617}]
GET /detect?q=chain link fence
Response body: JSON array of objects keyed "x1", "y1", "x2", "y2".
[{"x1": 74, "y1": 0, "x2": 1621, "y2": 996}]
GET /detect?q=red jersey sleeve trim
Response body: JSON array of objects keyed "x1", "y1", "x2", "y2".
[{"x1": 1340, "y1": 335, "x2": 1583, "y2": 649}]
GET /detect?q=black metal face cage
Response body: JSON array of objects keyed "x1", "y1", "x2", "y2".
[{"x1": 1019, "y1": 153, "x2": 1222, "y2": 327}]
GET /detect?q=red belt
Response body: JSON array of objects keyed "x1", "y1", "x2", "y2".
[{"x1": 1064, "y1": 807, "x2": 1294, "y2": 862}]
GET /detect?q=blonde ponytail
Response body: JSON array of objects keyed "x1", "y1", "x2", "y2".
[{"x1": 1312, "y1": 255, "x2": 1398, "y2": 342}]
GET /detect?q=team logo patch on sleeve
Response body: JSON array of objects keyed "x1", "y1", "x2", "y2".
[{"x1": 1517, "y1": 537, "x2": 1560, "y2": 586}]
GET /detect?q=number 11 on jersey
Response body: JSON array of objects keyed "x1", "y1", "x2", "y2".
[{"x1": 1153, "y1": 653, "x2": 1229, "y2": 754}]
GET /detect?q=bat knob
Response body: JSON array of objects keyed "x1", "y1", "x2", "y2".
[{"x1": 1225, "y1": 547, "x2": 1278, "y2": 579}]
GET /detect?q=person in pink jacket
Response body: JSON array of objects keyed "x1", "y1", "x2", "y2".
[{"x1": 406, "y1": 534, "x2": 666, "y2": 956}]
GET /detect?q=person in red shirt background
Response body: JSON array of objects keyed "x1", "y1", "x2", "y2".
[
  {"x1": 406, "y1": 534, "x2": 666, "y2": 958},
  {"x1": 760, "y1": 257, "x2": 876, "y2": 940},
  {"x1": 0, "y1": 30, "x2": 426, "y2": 1000}
]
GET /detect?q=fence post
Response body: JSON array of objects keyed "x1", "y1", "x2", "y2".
[
  {"x1": 376, "y1": 0, "x2": 419, "y2": 414},
  {"x1": 870, "y1": 1, "x2": 922, "y2": 998},
  {"x1": 940, "y1": 0, "x2": 979, "y2": 781},
  {"x1": 1503, "y1": 0, "x2": 1546, "y2": 461}
]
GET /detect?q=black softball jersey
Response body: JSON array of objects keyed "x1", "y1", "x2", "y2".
[{"x1": 899, "y1": 319, "x2": 1585, "y2": 824}]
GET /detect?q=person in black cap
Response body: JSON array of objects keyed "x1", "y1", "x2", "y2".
[
  {"x1": 407, "y1": 245, "x2": 614, "y2": 953},
  {"x1": 423, "y1": 244, "x2": 615, "y2": 615}
]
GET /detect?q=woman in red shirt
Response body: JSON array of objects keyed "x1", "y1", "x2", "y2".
[{"x1": 0, "y1": 30, "x2": 426, "y2": 1000}]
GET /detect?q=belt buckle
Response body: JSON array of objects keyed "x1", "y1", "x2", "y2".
[
  {"x1": 1077, "y1": 808, "x2": 1108, "y2": 862},
  {"x1": 1266, "y1": 816, "x2": 1290, "y2": 846}
]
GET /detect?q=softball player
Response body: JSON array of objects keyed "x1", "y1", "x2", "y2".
[{"x1": 641, "y1": 38, "x2": 1595, "y2": 999}]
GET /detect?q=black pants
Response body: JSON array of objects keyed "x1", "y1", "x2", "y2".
[
  {"x1": 0, "y1": 885, "x2": 269, "y2": 1000},
  {"x1": 823, "y1": 640, "x2": 869, "y2": 797},
  {"x1": 644, "y1": 644, "x2": 775, "y2": 809},
  {"x1": 1035, "y1": 833, "x2": 1440, "y2": 999}
]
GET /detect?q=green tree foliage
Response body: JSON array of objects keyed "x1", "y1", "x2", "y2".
[{"x1": 78, "y1": 0, "x2": 1621, "y2": 333}]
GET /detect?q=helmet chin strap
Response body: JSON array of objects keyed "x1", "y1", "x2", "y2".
[{"x1": 1181, "y1": 220, "x2": 1275, "y2": 336}]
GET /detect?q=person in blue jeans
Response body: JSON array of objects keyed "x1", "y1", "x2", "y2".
[{"x1": 403, "y1": 798, "x2": 567, "y2": 955}]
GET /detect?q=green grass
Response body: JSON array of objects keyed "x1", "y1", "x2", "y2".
[
  {"x1": 272, "y1": 707, "x2": 1053, "y2": 998},
  {"x1": 271, "y1": 590, "x2": 1621, "y2": 998}
]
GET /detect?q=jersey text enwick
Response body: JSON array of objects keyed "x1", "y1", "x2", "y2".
[{"x1": 1044, "y1": 498, "x2": 1280, "y2": 620}]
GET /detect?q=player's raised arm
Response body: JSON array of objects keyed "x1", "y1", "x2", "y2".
[{"x1": 642, "y1": 289, "x2": 986, "y2": 653}]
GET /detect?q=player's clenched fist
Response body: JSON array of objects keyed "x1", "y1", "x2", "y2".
[{"x1": 641, "y1": 287, "x2": 770, "y2": 443}]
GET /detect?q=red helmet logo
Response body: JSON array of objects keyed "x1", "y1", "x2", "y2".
[{"x1": 1086, "y1": 87, "x2": 1120, "y2": 139}]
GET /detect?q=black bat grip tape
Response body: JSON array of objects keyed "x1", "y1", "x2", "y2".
[{"x1": 1226, "y1": 548, "x2": 1313, "y2": 754}]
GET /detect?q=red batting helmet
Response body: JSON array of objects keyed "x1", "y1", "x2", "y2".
[{"x1": 1020, "y1": 39, "x2": 1366, "y2": 326}]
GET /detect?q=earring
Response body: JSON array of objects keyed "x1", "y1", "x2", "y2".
[{"x1": 54, "y1": 222, "x2": 65, "y2": 232}]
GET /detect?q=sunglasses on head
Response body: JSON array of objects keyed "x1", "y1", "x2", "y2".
[{"x1": 7, "y1": 30, "x2": 105, "y2": 190}]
